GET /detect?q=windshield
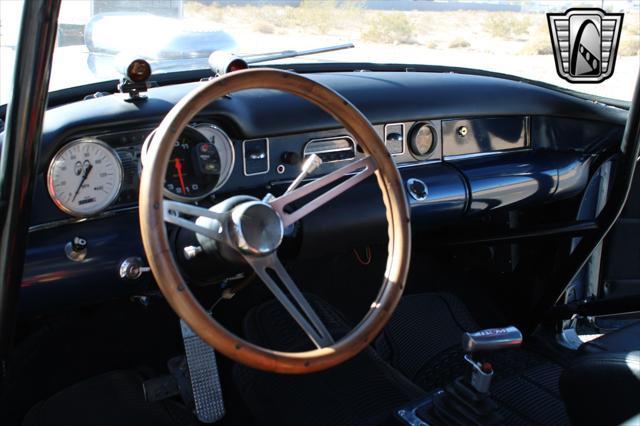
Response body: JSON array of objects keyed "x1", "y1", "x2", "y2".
[{"x1": 1, "y1": 0, "x2": 638, "y2": 105}]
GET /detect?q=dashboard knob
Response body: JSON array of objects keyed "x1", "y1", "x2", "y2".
[
  {"x1": 65, "y1": 237, "x2": 87, "y2": 262},
  {"x1": 183, "y1": 245, "x2": 203, "y2": 260},
  {"x1": 119, "y1": 257, "x2": 150, "y2": 280},
  {"x1": 281, "y1": 151, "x2": 301, "y2": 165}
]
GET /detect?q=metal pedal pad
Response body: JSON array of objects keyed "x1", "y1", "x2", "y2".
[{"x1": 180, "y1": 319, "x2": 225, "y2": 423}]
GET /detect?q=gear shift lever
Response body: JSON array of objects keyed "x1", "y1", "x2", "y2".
[
  {"x1": 411, "y1": 326, "x2": 523, "y2": 425},
  {"x1": 462, "y1": 326, "x2": 523, "y2": 394},
  {"x1": 462, "y1": 326, "x2": 523, "y2": 353}
]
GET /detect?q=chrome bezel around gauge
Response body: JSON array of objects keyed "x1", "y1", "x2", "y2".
[
  {"x1": 47, "y1": 138, "x2": 124, "y2": 218},
  {"x1": 408, "y1": 122, "x2": 437, "y2": 160},
  {"x1": 140, "y1": 124, "x2": 235, "y2": 202},
  {"x1": 192, "y1": 123, "x2": 236, "y2": 192}
]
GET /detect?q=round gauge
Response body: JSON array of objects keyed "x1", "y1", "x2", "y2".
[
  {"x1": 409, "y1": 123, "x2": 436, "y2": 159},
  {"x1": 47, "y1": 139, "x2": 123, "y2": 217},
  {"x1": 192, "y1": 124, "x2": 235, "y2": 191},
  {"x1": 164, "y1": 127, "x2": 220, "y2": 200},
  {"x1": 141, "y1": 124, "x2": 235, "y2": 201}
]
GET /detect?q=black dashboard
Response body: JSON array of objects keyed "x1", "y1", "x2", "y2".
[{"x1": 18, "y1": 70, "x2": 627, "y2": 315}]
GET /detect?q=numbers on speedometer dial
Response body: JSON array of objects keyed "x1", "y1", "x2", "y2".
[
  {"x1": 47, "y1": 139, "x2": 123, "y2": 217},
  {"x1": 164, "y1": 127, "x2": 221, "y2": 200},
  {"x1": 140, "y1": 124, "x2": 235, "y2": 201}
]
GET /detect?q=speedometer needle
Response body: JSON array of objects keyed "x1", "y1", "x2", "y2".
[
  {"x1": 174, "y1": 158, "x2": 187, "y2": 194},
  {"x1": 72, "y1": 163, "x2": 93, "y2": 202}
]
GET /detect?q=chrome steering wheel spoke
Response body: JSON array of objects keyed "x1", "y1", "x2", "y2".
[
  {"x1": 163, "y1": 200, "x2": 227, "y2": 242},
  {"x1": 269, "y1": 155, "x2": 376, "y2": 227},
  {"x1": 243, "y1": 253, "x2": 335, "y2": 348}
]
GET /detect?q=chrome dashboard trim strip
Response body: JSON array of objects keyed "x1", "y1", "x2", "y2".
[
  {"x1": 397, "y1": 158, "x2": 442, "y2": 168},
  {"x1": 28, "y1": 205, "x2": 138, "y2": 233},
  {"x1": 443, "y1": 147, "x2": 533, "y2": 161}
]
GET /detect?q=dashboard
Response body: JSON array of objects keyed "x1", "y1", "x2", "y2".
[{"x1": 17, "y1": 70, "x2": 627, "y2": 315}]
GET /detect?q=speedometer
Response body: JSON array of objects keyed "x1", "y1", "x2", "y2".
[{"x1": 47, "y1": 139, "x2": 123, "y2": 217}]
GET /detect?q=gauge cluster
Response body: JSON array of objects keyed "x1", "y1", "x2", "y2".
[
  {"x1": 45, "y1": 119, "x2": 445, "y2": 218},
  {"x1": 47, "y1": 123, "x2": 236, "y2": 217}
]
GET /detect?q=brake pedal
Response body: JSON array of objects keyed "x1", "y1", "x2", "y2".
[{"x1": 180, "y1": 319, "x2": 225, "y2": 423}]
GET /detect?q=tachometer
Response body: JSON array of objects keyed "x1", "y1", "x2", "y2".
[
  {"x1": 47, "y1": 139, "x2": 123, "y2": 217},
  {"x1": 141, "y1": 124, "x2": 235, "y2": 201},
  {"x1": 164, "y1": 127, "x2": 221, "y2": 200}
]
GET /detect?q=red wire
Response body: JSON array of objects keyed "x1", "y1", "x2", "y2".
[{"x1": 353, "y1": 246, "x2": 372, "y2": 266}]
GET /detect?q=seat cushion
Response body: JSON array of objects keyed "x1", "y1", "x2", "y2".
[
  {"x1": 22, "y1": 370, "x2": 197, "y2": 426},
  {"x1": 561, "y1": 351, "x2": 640, "y2": 426},
  {"x1": 579, "y1": 321, "x2": 640, "y2": 353},
  {"x1": 233, "y1": 295, "x2": 425, "y2": 426}
]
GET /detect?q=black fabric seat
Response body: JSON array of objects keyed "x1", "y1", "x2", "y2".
[
  {"x1": 561, "y1": 322, "x2": 640, "y2": 426},
  {"x1": 578, "y1": 320, "x2": 640, "y2": 354},
  {"x1": 22, "y1": 370, "x2": 198, "y2": 426},
  {"x1": 233, "y1": 295, "x2": 425, "y2": 426}
]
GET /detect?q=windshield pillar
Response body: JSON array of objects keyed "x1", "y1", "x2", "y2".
[{"x1": 0, "y1": 0, "x2": 61, "y2": 367}]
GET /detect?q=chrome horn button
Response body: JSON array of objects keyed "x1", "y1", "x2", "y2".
[{"x1": 229, "y1": 201, "x2": 284, "y2": 256}]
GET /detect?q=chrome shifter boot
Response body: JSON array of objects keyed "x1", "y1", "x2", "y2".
[{"x1": 415, "y1": 326, "x2": 523, "y2": 426}]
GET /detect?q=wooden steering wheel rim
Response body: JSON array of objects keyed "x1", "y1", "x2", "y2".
[{"x1": 139, "y1": 68, "x2": 411, "y2": 374}]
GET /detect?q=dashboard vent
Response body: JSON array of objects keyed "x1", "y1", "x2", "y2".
[{"x1": 304, "y1": 136, "x2": 355, "y2": 163}]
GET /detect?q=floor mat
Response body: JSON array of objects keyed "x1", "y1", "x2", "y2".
[
  {"x1": 234, "y1": 295, "x2": 425, "y2": 426},
  {"x1": 380, "y1": 293, "x2": 571, "y2": 425},
  {"x1": 235, "y1": 293, "x2": 571, "y2": 425},
  {"x1": 492, "y1": 364, "x2": 569, "y2": 425},
  {"x1": 21, "y1": 370, "x2": 197, "y2": 426}
]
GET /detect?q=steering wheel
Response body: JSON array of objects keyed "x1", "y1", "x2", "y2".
[{"x1": 139, "y1": 69, "x2": 411, "y2": 374}]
